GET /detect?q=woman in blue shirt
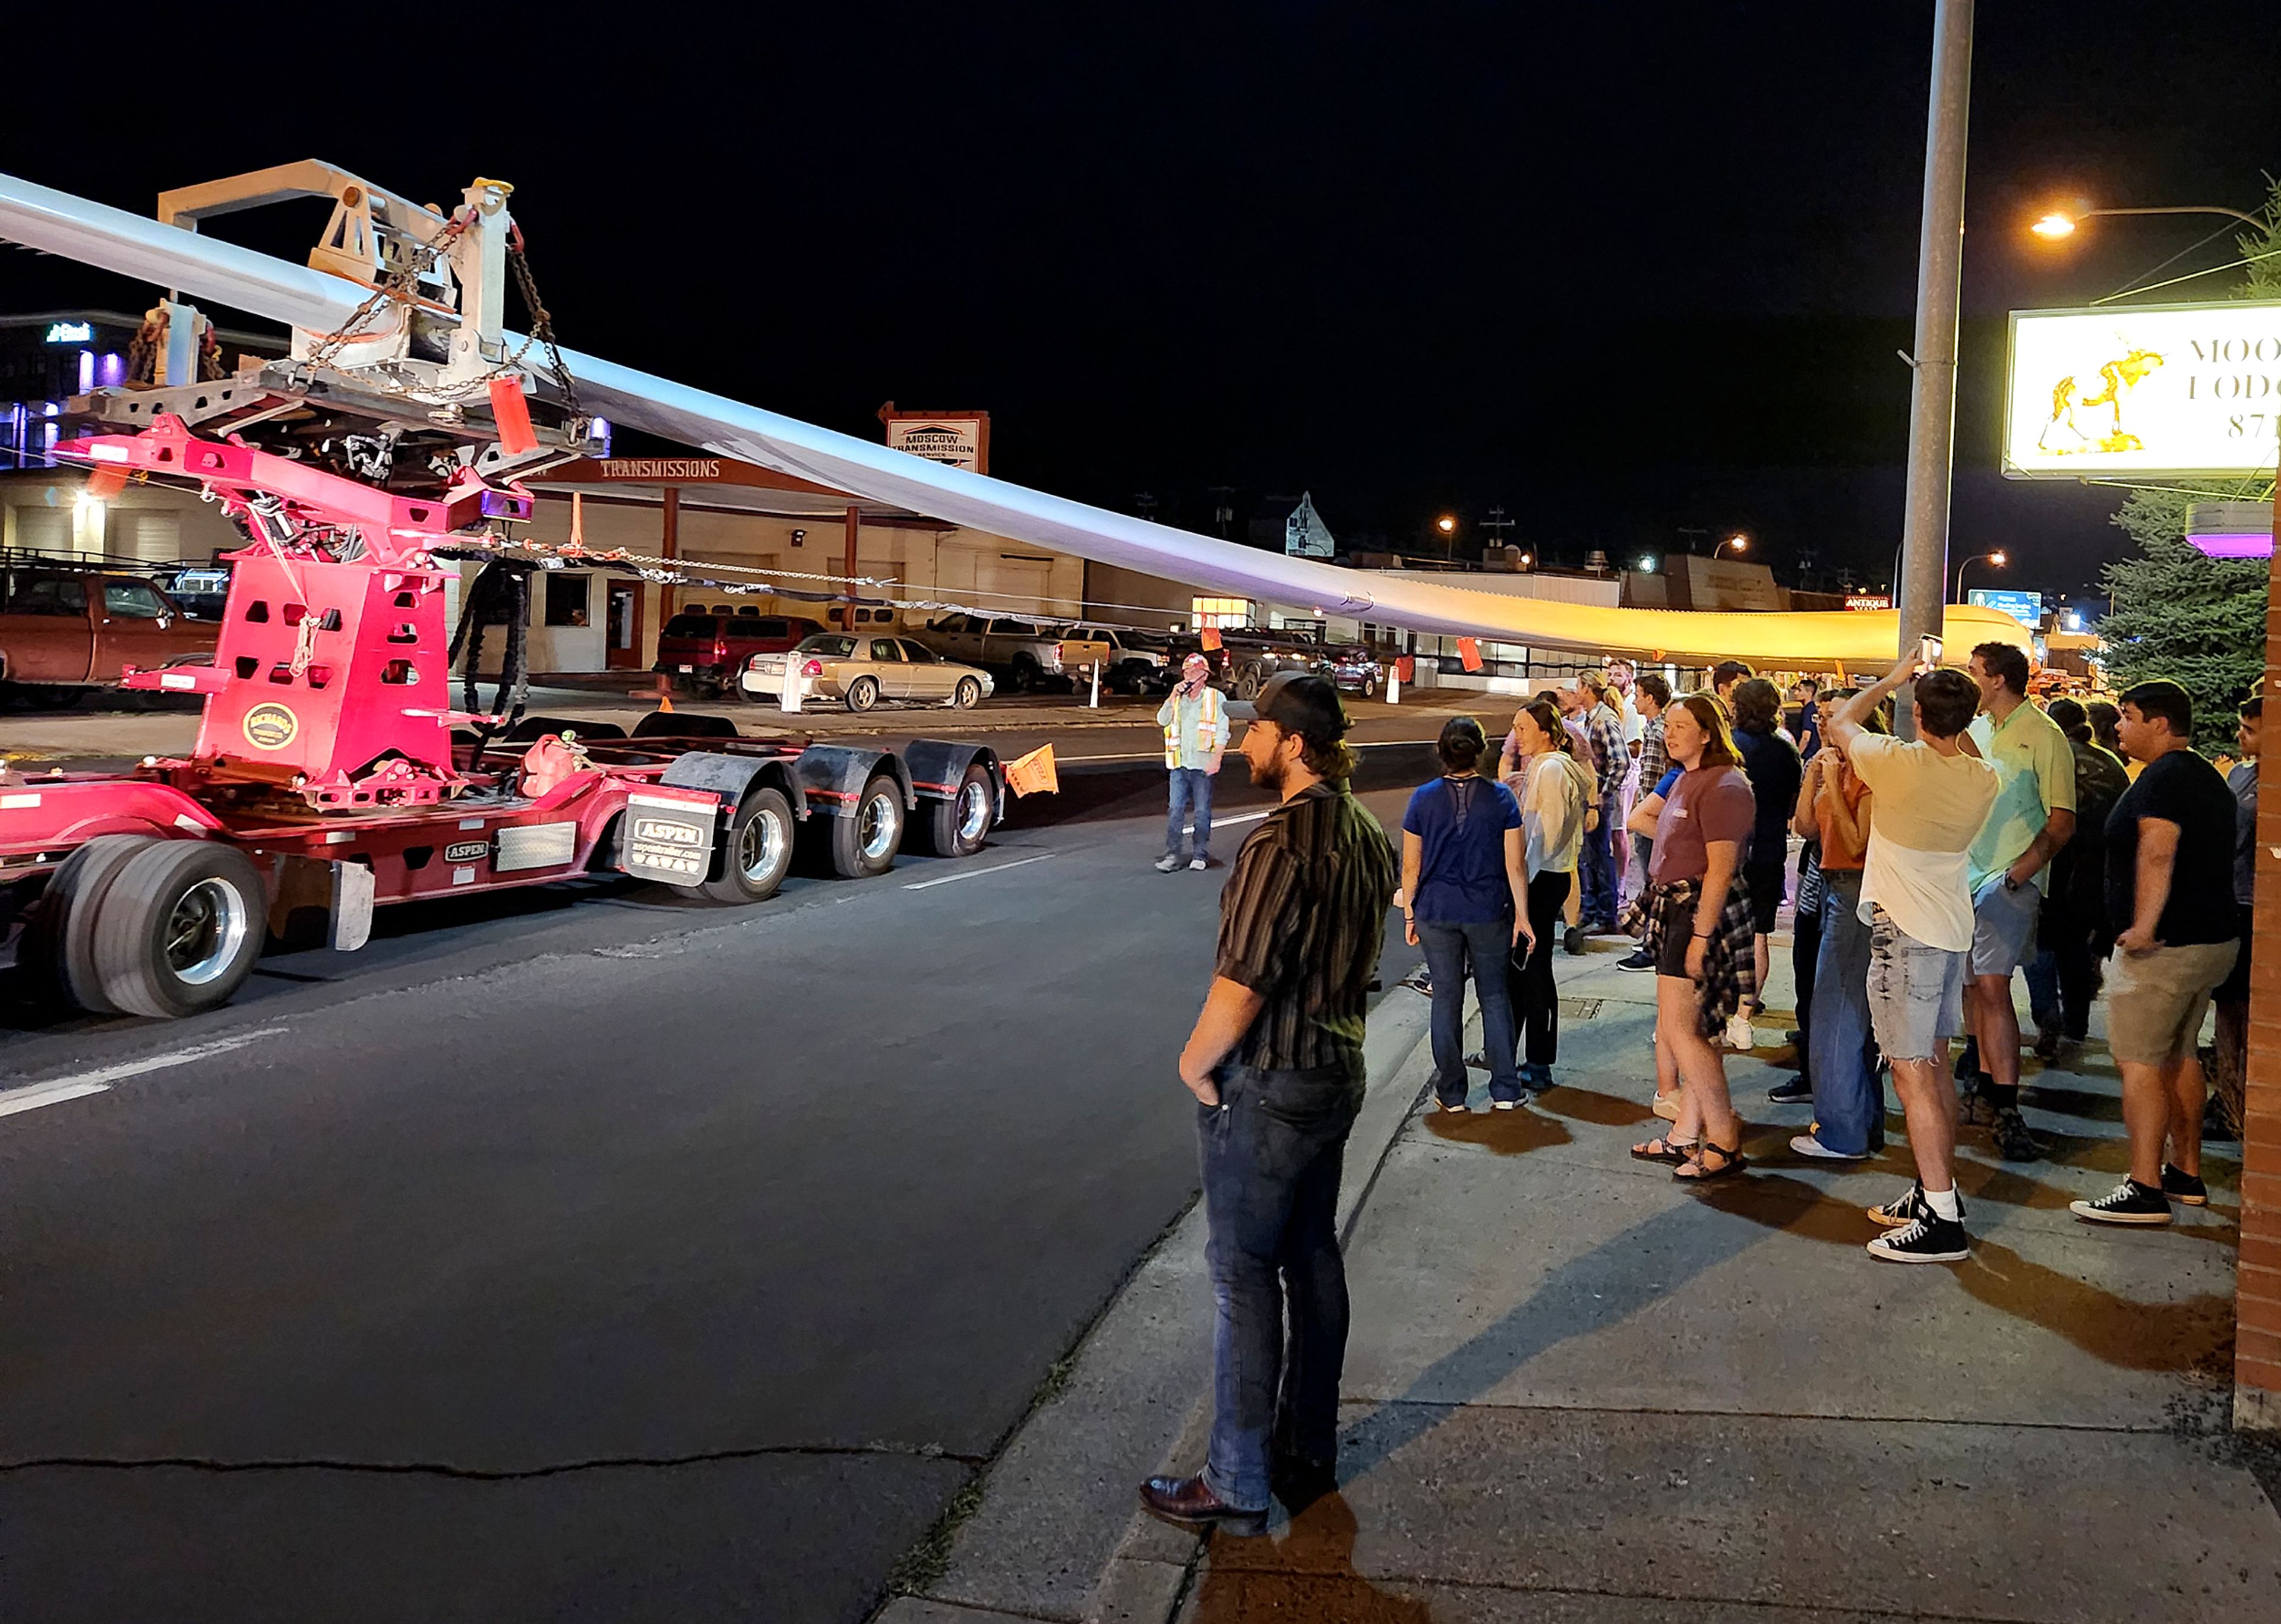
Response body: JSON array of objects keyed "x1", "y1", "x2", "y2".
[{"x1": 1401, "y1": 716, "x2": 1535, "y2": 1111}]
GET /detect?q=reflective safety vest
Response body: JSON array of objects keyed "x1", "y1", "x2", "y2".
[{"x1": 1159, "y1": 685, "x2": 1228, "y2": 769}]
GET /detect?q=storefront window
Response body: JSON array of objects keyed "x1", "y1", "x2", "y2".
[{"x1": 544, "y1": 572, "x2": 591, "y2": 628}]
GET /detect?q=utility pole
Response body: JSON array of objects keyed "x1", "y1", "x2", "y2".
[
  {"x1": 1483, "y1": 505, "x2": 1514, "y2": 549},
  {"x1": 1895, "y1": 0, "x2": 1974, "y2": 736}
]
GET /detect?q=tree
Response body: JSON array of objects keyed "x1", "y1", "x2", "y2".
[{"x1": 2096, "y1": 175, "x2": 2280, "y2": 755}]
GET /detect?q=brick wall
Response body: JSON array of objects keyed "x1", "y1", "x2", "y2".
[{"x1": 2240, "y1": 482, "x2": 2281, "y2": 1430}]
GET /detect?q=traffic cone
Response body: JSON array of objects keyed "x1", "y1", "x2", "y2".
[{"x1": 659, "y1": 695, "x2": 675, "y2": 713}]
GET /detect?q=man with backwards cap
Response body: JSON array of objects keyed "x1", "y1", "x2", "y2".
[
  {"x1": 1156, "y1": 652, "x2": 1230, "y2": 871},
  {"x1": 1140, "y1": 672, "x2": 1399, "y2": 1534}
]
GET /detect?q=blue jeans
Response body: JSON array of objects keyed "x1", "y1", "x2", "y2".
[
  {"x1": 1165, "y1": 766, "x2": 1214, "y2": 860},
  {"x1": 1808, "y1": 871, "x2": 1882, "y2": 1155},
  {"x1": 1578, "y1": 802, "x2": 1618, "y2": 924},
  {"x1": 1417, "y1": 918, "x2": 1523, "y2": 1104},
  {"x1": 1199, "y1": 1056, "x2": 1364, "y2": 1513}
]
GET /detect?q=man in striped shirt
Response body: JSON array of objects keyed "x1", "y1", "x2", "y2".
[{"x1": 1140, "y1": 673, "x2": 1399, "y2": 1535}]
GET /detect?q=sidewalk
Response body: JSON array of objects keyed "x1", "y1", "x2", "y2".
[
  {"x1": 1153, "y1": 948, "x2": 2279, "y2": 1622},
  {"x1": 890, "y1": 937, "x2": 2280, "y2": 1623}
]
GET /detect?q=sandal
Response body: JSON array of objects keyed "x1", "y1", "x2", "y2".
[
  {"x1": 1630, "y1": 1135, "x2": 1699, "y2": 1165},
  {"x1": 1673, "y1": 1139, "x2": 1748, "y2": 1181}
]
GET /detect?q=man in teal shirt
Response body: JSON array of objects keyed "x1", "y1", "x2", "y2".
[{"x1": 1961, "y1": 642, "x2": 2075, "y2": 1160}]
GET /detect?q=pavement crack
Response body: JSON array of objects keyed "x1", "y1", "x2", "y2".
[{"x1": 0, "y1": 1440, "x2": 987, "y2": 1482}]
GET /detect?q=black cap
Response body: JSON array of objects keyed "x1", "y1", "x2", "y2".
[{"x1": 1227, "y1": 671, "x2": 1350, "y2": 744}]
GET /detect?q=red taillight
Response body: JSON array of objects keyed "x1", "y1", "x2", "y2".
[
  {"x1": 802, "y1": 658, "x2": 824, "y2": 677},
  {"x1": 713, "y1": 639, "x2": 727, "y2": 659}
]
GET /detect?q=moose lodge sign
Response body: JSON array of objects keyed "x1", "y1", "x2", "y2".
[{"x1": 2003, "y1": 299, "x2": 2281, "y2": 479}]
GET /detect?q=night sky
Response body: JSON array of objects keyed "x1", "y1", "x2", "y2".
[{"x1": 4, "y1": 2, "x2": 2276, "y2": 605}]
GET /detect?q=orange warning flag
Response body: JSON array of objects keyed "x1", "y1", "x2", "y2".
[
  {"x1": 1457, "y1": 637, "x2": 1483, "y2": 672},
  {"x1": 1006, "y1": 743, "x2": 1060, "y2": 797},
  {"x1": 1200, "y1": 625, "x2": 1222, "y2": 651}
]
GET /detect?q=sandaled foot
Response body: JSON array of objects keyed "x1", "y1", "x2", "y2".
[
  {"x1": 1673, "y1": 1139, "x2": 1747, "y2": 1181},
  {"x1": 1630, "y1": 1135, "x2": 1699, "y2": 1164}
]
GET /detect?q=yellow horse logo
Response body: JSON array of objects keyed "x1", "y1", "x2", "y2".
[{"x1": 2039, "y1": 343, "x2": 2165, "y2": 454}]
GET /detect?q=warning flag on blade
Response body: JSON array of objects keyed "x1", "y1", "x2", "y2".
[
  {"x1": 1200, "y1": 625, "x2": 1222, "y2": 651},
  {"x1": 1457, "y1": 637, "x2": 1483, "y2": 672},
  {"x1": 1006, "y1": 743, "x2": 1059, "y2": 797}
]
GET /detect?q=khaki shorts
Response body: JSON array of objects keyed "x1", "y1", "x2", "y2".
[{"x1": 2106, "y1": 940, "x2": 2238, "y2": 1067}]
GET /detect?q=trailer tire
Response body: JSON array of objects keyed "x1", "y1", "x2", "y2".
[
  {"x1": 831, "y1": 773, "x2": 905, "y2": 877},
  {"x1": 920, "y1": 763, "x2": 996, "y2": 858},
  {"x1": 701, "y1": 786, "x2": 796, "y2": 903},
  {"x1": 21, "y1": 834, "x2": 157, "y2": 1014},
  {"x1": 91, "y1": 841, "x2": 266, "y2": 1019}
]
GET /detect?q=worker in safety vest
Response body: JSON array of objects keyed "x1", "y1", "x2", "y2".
[{"x1": 1157, "y1": 653, "x2": 1230, "y2": 871}]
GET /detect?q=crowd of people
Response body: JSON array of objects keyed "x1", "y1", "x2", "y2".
[
  {"x1": 1395, "y1": 644, "x2": 2256, "y2": 1262},
  {"x1": 1138, "y1": 653, "x2": 2259, "y2": 1531}
]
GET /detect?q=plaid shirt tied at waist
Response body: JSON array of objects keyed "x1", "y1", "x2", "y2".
[{"x1": 1621, "y1": 876, "x2": 1760, "y2": 1038}]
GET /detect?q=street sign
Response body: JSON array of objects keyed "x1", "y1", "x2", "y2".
[
  {"x1": 2004, "y1": 299, "x2": 2281, "y2": 479},
  {"x1": 1968, "y1": 587, "x2": 2044, "y2": 626}
]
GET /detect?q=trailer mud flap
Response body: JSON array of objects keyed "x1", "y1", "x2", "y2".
[
  {"x1": 620, "y1": 789, "x2": 720, "y2": 886},
  {"x1": 331, "y1": 859, "x2": 375, "y2": 952}
]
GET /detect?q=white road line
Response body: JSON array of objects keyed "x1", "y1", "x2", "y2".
[
  {"x1": 1216, "y1": 810, "x2": 1276, "y2": 827},
  {"x1": 0, "y1": 1026, "x2": 287, "y2": 1121},
  {"x1": 903, "y1": 854, "x2": 1056, "y2": 890}
]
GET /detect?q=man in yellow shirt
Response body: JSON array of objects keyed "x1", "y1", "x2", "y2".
[{"x1": 1959, "y1": 642, "x2": 2075, "y2": 1162}]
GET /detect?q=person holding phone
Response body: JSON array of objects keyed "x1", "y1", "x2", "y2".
[
  {"x1": 1830, "y1": 653, "x2": 2000, "y2": 1263},
  {"x1": 1401, "y1": 716, "x2": 1535, "y2": 1111}
]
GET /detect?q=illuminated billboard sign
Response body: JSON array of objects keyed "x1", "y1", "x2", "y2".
[
  {"x1": 1968, "y1": 587, "x2": 2045, "y2": 626},
  {"x1": 43, "y1": 320, "x2": 93, "y2": 343},
  {"x1": 2003, "y1": 299, "x2": 2281, "y2": 479}
]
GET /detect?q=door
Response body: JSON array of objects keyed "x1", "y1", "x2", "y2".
[
  {"x1": 897, "y1": 639, "x2": 955, "y2": 701},
  {"x1": 0, "y1": 570, "x2": 95, "y2": 683},
  {"x1": 867, "y1": 637, "x2": 909, "y2": 699},
  {"x1": 605, "y1": 582, "x2": 641, "y2": 670},
  {"x1": 94, "y1": 577, "x2": 183, "y2": 680}
]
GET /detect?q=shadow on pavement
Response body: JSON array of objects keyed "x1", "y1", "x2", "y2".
[{"x1": 1192, "y1": 1493, "x2": 1432, "y2": 1624}]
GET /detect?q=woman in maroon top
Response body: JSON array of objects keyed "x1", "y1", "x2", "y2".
[{"x1": 1629, "y1": 694, "x2": 1758, "y2": 1180}]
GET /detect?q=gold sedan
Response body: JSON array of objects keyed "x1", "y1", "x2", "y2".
[{"x1": 740, "y1": 633, "x2": 994, "y2": 712}]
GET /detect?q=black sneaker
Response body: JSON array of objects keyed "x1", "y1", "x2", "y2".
[
  {"x1": 1952, "y1": 1038, "x2": 1980, "y2": 1082},
  {"x1": 1767, "y1": 1077, "x2": 1814, "y2": 1105},
  {"x1": 1866, "y1": 1211, "x2": 1970, "y2": 1264},
  {"x1": 1616, "y1": 947, "x2": 1657, "y2": 972},
  {"x1": 1563, "y1": 926, "x2": 1585, "y2": 956},
  {"x1": 1990, "y1": 1106, "x2": 2042, "y2": 1162},
  {"x1": 2070, "y1": 1178, "x2": 2172, "y2": 1226},
  {"x1": 1868, "y1": 1182, "x2": 1967, "y2": 1229},
  {"x1": 2160, "y1": 1164, "x2": 2209, "y2": 1206}
]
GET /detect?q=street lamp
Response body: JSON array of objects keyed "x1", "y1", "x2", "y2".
[
  {"x1": 1954, "y1": 548, "x2": 2007, "y2": 601},
  {"x1": 1435, "y1": 514, "x2": 1457, "y2": 535},
  {"x1": 1714, "y1": 533, "x2": 1749, "y2": 560},
  {"x1": 2029, "y1": 203, "x2": 2265, "y2": 242}
]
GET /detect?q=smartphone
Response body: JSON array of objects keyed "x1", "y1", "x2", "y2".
[{"x1": 1919, "y1": 634, "x2": 1944, "y2": 668}]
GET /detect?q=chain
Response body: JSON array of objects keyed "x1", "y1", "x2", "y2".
[
  {"x1": 301, "y1": 210, "x2": 475, "y2": 375},
  {"x1": 507, "y1": 226, "x2": 580, "y2": 416}
]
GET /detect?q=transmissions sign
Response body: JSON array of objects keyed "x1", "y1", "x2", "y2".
[{"x1": 2004, "y1": 299, "x2": 2281, "y2": 479}]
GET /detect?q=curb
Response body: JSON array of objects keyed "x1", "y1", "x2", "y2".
[{"x1": 873, "y1": 987, "x2": 1438, "y2": 1624}]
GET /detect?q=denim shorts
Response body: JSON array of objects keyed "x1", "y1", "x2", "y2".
[
  {"x1": 1867, "y1": 906, "x2": 1966, "y2": 1061},
  {"x1": 1969, "y1": 875, "x2": 2039, "y2": 977}
]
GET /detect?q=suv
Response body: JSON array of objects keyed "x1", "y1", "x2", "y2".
[
  {"x1": 0, "y1": 561, "x2": 217, "y2": 695},
  {"x1": 1217, "y1": 631, "x2": 1322, "y2": 700},
  {"x1": 1097, "y1": 628, "x2": 1174, "y2": 694},
  {"x1": 917, "y1": 614, "x2": 1113, "y2": 693},
  {"x1": 655, "y1": 610, "x2": 827, "y2": 697}
]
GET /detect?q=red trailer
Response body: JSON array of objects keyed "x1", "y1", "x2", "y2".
[{"x1": 0, "y1": 416, "x2": 1004, "y2": 1019}]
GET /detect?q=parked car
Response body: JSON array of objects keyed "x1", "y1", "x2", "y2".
[
  {"x1": 741, "y1": 633, "x2": 994, "y2": 712},
  {"x1": 148, "y1": 562, "x2": 233, "y2": 621},
  {"x1": 1315, "y1": 644, "x2": 1388, "y2": 700},
  {"x1": 1095, "y1": 627, "x2": 1174, "y2": 694},
  {"x1": 654, "y1": 610, "x2": 827, "y2": 698},
  {"x1": 0, "y1": 561, "x2": 217, "y2": 695},
  {"x1": 917, "y1": 614, "x2": 1111, "y2": 693},
  {"x1": 1215, "y1": 631, "x2": 1321, "y2": 700}
]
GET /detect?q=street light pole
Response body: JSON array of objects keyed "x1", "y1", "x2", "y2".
[
  {"x1": 1895, "y1": 0, "x2": 1974, "y2": 734},
  {"x1": 1954, "y1": 549, "x2": 2006, "y2": 602}
]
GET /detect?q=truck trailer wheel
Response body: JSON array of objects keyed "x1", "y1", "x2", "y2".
[
  {"x1": 920, "y1": 763, "x2": 996, "y2": 858},
  {"x1": 702, "y1": 786, "x2": 796, "y2": 903},
  {"x1": 831, "y1": 773, "x2": 905, "y2": 877},
  {"x1": 91, "y1": 841, "x2": 266, "y2": 1018},
  {"x1": 21, "y1": 834, "x2": 159, "y2": 1014}
]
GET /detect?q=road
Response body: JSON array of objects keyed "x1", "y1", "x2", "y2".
[{"x1": 0, "y1": 740, "x2": 1440, "y2": 1623}]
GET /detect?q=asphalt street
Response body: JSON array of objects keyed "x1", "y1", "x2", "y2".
[{"x1": 0, "y1": 746, "x2": 1435, "y2": 1623}]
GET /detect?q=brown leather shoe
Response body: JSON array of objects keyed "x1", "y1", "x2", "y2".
[{"x1": 1138, "y1": 1473, "x2": 1267, "y2": 1535}]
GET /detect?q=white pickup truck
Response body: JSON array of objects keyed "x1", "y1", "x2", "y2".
[{"x1": 917, "y1": 614, "x2": 1113, "y2": 693}]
